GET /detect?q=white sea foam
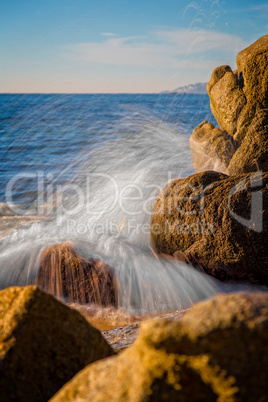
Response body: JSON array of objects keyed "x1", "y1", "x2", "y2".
[{"x1": 0, "y1": 117, "x2": 261, "y2": 313}]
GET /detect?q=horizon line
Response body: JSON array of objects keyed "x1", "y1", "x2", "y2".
[{"x1": 0, "y1": 92, "x2": 208, "y2": 95}]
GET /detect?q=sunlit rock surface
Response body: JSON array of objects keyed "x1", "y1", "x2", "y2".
[
  {"x1": 207, "y1": 65, "x2": 246, "y2": 137},
  {"x1": 0, "y1": 285, "x2": 114, "y2": 402},
  {"x1": 228, "y1": 109, "x2": 268, "y2": 175},
  {"x1": 151, "y1": 171, "x2": 268, "y2": 283},
  {"x1": 51, "y1": 292, "x2": 268, "y2": 402},
  {"x1": 190, "y1": 34, "x2": 268, "y2": 175},
  {"x1": 35, "y1": 242, "x2": 118, "y2": 306}
]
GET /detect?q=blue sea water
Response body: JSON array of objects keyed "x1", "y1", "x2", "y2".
[
  {"x1": 1, "y1": 92, "x2": 233, "y2": 314},
  {"x1": 0, "y1": 93, "x2": 215, "y2": 204}
]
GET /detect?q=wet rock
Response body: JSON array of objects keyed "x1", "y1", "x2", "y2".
[
  {"x1": 35, "y1": 242, "x2": 118, "y2": 306},
  {"x1": 0, "y1": 285, "x2": 114, "y2": 402},
  {"x1": 51, "y1": 292, "x2": 268, "y2": 401},
  {"x1": 191, "y1": 35, "x2": 268, "y2": 175},
  {"x1": 151, "y1": 171, "x2": 268, "y2": 283},
  {"x1": 189, "y1": 121, "x2": 237, "y2": 174}
]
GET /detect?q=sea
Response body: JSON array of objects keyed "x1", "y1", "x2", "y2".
[{"x1": 0, "y1": 93, "x2": 257, "y2": 317}]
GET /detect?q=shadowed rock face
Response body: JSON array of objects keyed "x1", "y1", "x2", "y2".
[
  {"x1": 51, "y1": 292, "x2": 268, "y2": 402},
  {"x1": 0, "y1": 286, "x2": 114, "y2": 402},
  {"x1": 191, "y1": 35, "x2": 268, "y2": 175},
  {"x1": 35, "y1": 242, "x2": 118, "y2": 307},
  {"x1": 150, "y1": 171, "x2": 268, "y2": 284}
]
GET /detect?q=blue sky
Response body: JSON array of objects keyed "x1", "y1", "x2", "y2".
[{"x1": 0, "y1": 0, "x2": 267, "y2": 93}]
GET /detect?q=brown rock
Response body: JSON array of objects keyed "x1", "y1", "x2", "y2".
[
  {"x1": 189, "y1": 120, "x2": 237, "y2": 174},
  {"x1": 207, "y1": 65, "x2": 246, "y2": 136},
  {"x1": 35, "y1": 242, "x2": 118, "y2": 306},
  {"x1": 0, "y1": 285, "x2": 114, "y2": 402},
  {"x1": 236, "y1": 34, "x2": 268, "y2": 141},
  {"x1": 51, "y1": 292, "x2": 268, "y2": 401},
  {"x1": 228, "y1": 109, "x2": 268, "y2": 175},
  {"x1": 150, "y1": 171, "x2": 268, "y2": 283},
  {"x1": 191, "y1": 35, "x2": 268, "y2": 175}
]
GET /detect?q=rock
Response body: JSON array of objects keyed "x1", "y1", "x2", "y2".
[
  {"x1": 228, "y1": 109, "x2": 268, "y2": 175},
  {"x1": 51, "y1": 292, "x2": 268, "y2": 401},
  {"x1": 189, "y1": 121, "x2": 237, "y2": 174},
  {"x1": 191, "y1": 35, "x2": 268, "y2": 175},
  {"x1": 150, "y1": 171, "x2": 268, "y2": 283},
  {"x1": 235, "y1": 34, "x2": 268, "y2": 141},
  {"x1": 207, "y1": 65, "x2": 246, "y2": 137},
  {"x1": 35, "y1": 242, "x2": 118, "y2": 306},
  {"x1": 0, "y1": 285, "x2": 114, "y2": 402}
]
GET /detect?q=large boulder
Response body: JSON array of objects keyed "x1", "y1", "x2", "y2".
[
  {"x1": 51, "y1": 292, "x2": 268, "y2": 401},
  {"x1": 150, "y1": 171, "x2": 268, "y2": 283},
  {"x1": 35, "y1": 242, "x2": 118, "y2": 306},
  {"x1": 0, "y1": 285, "x2": 114, "y2": 402},
  {"x1": 191, "y1": 35, "x2": 268, "y2": 175}
]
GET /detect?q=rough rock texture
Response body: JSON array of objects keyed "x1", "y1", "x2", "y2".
[
  {"x1": 228, "y1": 109, "x2": 268, "y2": 175},
  {"x1": 151, "y1": 171, "x2": 268, "y2": 283},
  {"x1": 189, "y1": 121, "x2": 237, "y2": 174},
  {"x1": 207, "y1": 65, "x2": 247, "y2": 137},
  {"x1": 0, "y1": 285, "x2": 114, "y2": 402},
  {"x1": 191, "y1": 35, "x2": 268, "y2": 175},
  {"x1": 51, "y1": 292, "x2": 268, "y2": 402},
  {"x1": 235, "y1": 35, "x2": 268, "y2": 141},
  {"x1": 35, "y1": 242, "x2": 118, "y2": 306}
]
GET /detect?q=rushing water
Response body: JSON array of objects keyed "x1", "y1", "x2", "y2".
[{"x1": 0, "y1": 93, "x2": 256, "y2": 314}]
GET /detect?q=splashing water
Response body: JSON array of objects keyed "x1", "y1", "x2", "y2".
[{"x1": 0, "y1": 95, "x2": 256, "y2": 314}]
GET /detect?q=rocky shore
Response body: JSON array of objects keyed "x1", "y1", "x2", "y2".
[
  {"x1": 52, "y1": 292, "x2": 268, "y2": 401},
  {"x1": 1, "y1": 35, "x2": 268, "y2": 401},
  {"x1": 151, "y1": 34, "x2": 268, "y2": 285}
]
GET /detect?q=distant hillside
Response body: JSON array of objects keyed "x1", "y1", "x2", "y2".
[{"x1": 170, "y1": 82, "x2": 207, "y2": 94}]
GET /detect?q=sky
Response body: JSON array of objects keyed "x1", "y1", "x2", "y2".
[{"x1": 0, "y1": 0, "x2": 267, "y2": 93}]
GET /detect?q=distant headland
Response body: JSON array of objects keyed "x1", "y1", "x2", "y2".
[{"x1": 161, "y1": 82, "x2": 207, "y2": 94}]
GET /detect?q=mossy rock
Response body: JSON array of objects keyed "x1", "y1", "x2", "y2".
[
  {"x1": 191, "y1": 35, "x2": 268, "y2": 175},
  {"x1": 51, "y1": 292, "x2": 268, "y2": 401},
  {"x1": 0, "y1": 285, "x2": 114, "y2": 402},
  {"x1": 150, "y1": 171, "x2": 268, "y2": 283},
  {"x1": 35, "y1": 242, "x2": 118, "y2": 306}
]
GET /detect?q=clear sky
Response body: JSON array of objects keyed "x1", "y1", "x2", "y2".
[{"x1": 0, "y1": 0, "x2": 267, "y2": 93}]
